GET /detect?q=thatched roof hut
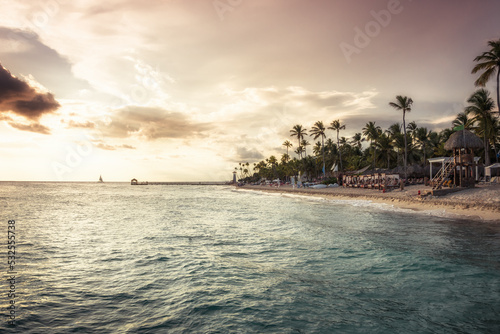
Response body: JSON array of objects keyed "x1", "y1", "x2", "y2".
[
  {"x1": 407, "y1": 164, "x2": 425, "y2": 176},
  {"x1": 391, "y1": 166, "x2": 406, "y2": 175},
  {"x1": 444, "y1": 130, "x2": 483, "y2": 150}
]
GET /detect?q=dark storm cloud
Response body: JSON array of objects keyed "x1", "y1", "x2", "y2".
[{"x1": 0, "y1": 63, "x2": 60, "y2": 119}]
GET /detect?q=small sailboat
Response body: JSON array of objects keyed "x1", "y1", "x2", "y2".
[{"x1": 98, "y1": 175, "x2": 103, "y2": 183}]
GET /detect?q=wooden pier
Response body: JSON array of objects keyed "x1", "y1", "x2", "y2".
[{"x1": 131, "y1": 178, "x2": 229, "y2": 186}]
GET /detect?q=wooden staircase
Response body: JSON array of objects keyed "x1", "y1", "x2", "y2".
[{"x1": 431, "y1": 159, "x2": 456, "y2": 190}]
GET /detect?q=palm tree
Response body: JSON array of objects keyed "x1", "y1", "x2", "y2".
[
  {"x1": 282, "y1": 140, "x2": 293, "y2": 156},
  {"x1": 414, "y1": 127, "x2": 432, "y2": 166},
  {"x1": 472, "y1": 39, "x2": 500, "y2": 113},
  {"x1": 362, "y1": 121, "x2": 381, "y2": 170},
  {"x1": 312, "y1": 141, "x2": 323, "y2": 157},
  {"x1": 389, "y1": 95, "x2": 413, "y2": 179},
  {"x1": 406, "y1": 121, "x2": 418, "y2": 145},
  {"x1": 350, "y1": 132, "x2": 364, "y2": 150},
  {"x1": 465, "y1": 89, "x2": 495, "y2": 166},
  {"x1": 268, "y1": 155, "x2": 278, "y2": 177},
  {"x1": 294, "y1": 146, "x2": 304, "y2": 158},
  {"x1": 387, "y1": 122, "x2": 402, "y2": 136},
  {"x1": 328, "y1": 120, "x2": 346, "y2": 171},
  {"x1": 490, "y1": 115, "x2": 500, "y2": 163},
  {"x1": 290, "y1": 125, "x2": 307, "y2": 158},
  {"x1": 452, "y1": 112, "x2": 475, "y2": 130},
  {"x1": 483, "y1": 112, "x2": 500, "y2": 163},
  {"x1": 300, "y1": 139, "x2": 310, "y2": 157},
  {"x1": 387, "y1": 123, "x2": 403, "y2": 165},
  {"x1": 376, "y1": 133, "x2": 393, "y2": 169},
  {"x1": 310, "y1": 121, "x2": 327, "y2": 177}
]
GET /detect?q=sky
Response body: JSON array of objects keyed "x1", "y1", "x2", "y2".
[{"x1": 0, "y1": 0, "x2": 499, "y2": 182}]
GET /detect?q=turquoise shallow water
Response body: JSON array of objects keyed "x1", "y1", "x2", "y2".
[{"x1": 1, "y1": 182, "x2": 499, "y2": 333}]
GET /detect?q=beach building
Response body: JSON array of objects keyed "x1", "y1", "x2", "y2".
[
  {"x1": 485, "y1": 163, "x2": 500, "y2": 181},
  {"x1": 431, "y1": 130, "x2": 483, "y2": 189}
]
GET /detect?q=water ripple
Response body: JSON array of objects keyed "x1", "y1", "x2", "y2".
[{"x1": 1, "y1": 183, "x2": 499, "y2": 333}]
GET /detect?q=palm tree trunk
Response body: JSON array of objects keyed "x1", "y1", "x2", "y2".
[
  {"x1": 322, "y1": 137, "x2": 325, "y2": 178},
  {"x1": 337, "y1": 131, "x2": 343, "y2": 172},
  {"x1": 387, "y1": 152, "x2": 390, "y2": 169},
  {"x1": 496, "y1": 68, "x2": 499, "y2": 113},
  {"x1": 423, "y1": 144, "x2": 426, "y2": 167},
  {"x1": 494, "y1": 139, "x2": 499, "y2": 163},
  {"x1": 403, "y1": 111, "x2": 407, "y2": 179},
  {"x1": 370, "y1": 140, "x2": 374, "y2": 170},
  {"x1": 484, "y1": 131, "x2": 490, "y2": 166}
]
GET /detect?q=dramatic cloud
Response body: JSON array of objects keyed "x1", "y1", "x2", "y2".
[
  {"x1": 64, "y1": 120, "x2": 96, "y2": 129},
  {"x1": 0, "y1": 64, "x2": 60, "y2": 119},
  {"x1": 8, "y1": 121, "x2": 51, "y2": 135},
  {"x1": 0, "y1": 114, "x2": 13, "y2": 121},
  {"x1": 235, "y1": 146, "x2": 264, "y2": 161},
  {"x1": 102, "y1": 106, "x2": 209, "y2": 140},
  {"x1": 94, "y1": 142, "x2": 135, "y2": 151},
  {"x1": 214, "y1": 86, "x2": 379, "y2": 144},
  {"x1": 0, "y1": 27, "x2": 91, "y2": 99}
]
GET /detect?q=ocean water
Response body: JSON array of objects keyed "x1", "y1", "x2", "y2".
[{"x1": 1, "y1": 182, "x2": 499, "y2": 333}]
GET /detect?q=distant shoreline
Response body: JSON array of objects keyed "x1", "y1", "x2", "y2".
[
  {"x1": 0, "y1": 181, "x2": 230, "y2": 184},
  {"x1": 237, "y1": 184, "x2": 500, "y2": 223}
]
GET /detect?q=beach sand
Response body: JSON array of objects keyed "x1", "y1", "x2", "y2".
[{"x1": 239, "y1": 183, "x2": 500, "y2": 222}]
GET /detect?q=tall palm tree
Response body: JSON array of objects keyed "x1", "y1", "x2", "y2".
[
  {"x1": 282, "y1": 140, "x2": 293, "y2": 156},
  {"x1": 290, "y1": 125, "x2": 307, "y2": 158},
  {"x1": 389, "y1": 95, "x2": 413, "y2": 179},
  {"x1": 465, "y1": 89, "x2": 495, "y2": 166},
  {"x1": 300, "y1": 139, "x2": 310, "y2": 157},
  {"x1": 328, "y1": 120, "x2": 346, "y2": 171},
  {"x1": 362, "y1": 121, "x2": 381, "y2": 170},
  {"x1": 472, "y1": 39, "x2": 500, "y2": 113},
  {"x1": 310, "y1": 121, "x2": 327, "y2": 177}
]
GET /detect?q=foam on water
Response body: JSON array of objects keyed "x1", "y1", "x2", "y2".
[{"x1": 235, "y1": 187, "x2": 462, "y2": 220}]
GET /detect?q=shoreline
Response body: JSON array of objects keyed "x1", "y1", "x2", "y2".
[{"x1": 238, "y1": 184, "x2": 500, "y2": 223}]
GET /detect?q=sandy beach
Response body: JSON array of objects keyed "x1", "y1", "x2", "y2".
[{"x1": 239, "y1": 183, "x2": 500, "y2": 222}]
